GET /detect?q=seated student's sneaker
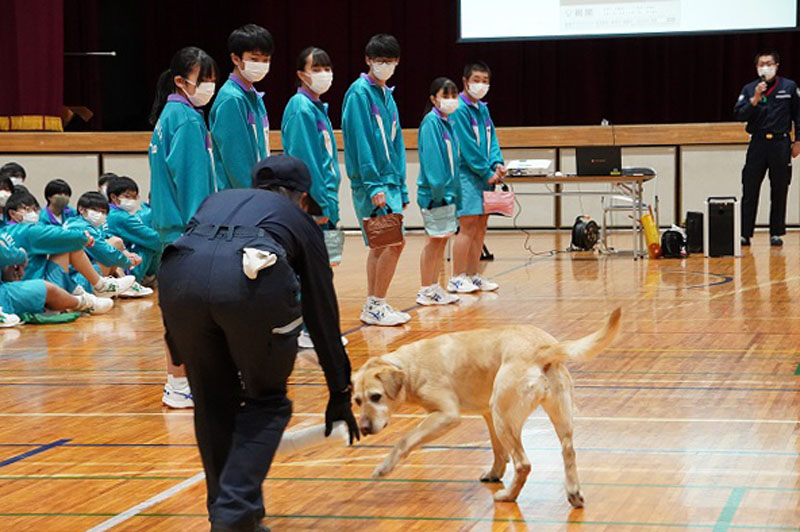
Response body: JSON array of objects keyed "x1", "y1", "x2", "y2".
[
  {"x1": 120, "y1": 281, "x2": 154, "y2": 298},
  {"x1": 470, "y1": 274, "x2": 499, "y2": 292},
  {"x1": 360, "y1": 300, "x2": 407, "y2": 326},
  {"x1": 0, "y1": 307, "x2": 21, "y2": 328},
  {"x1": 298, "y1": 330, "x2": 348, "y2": 349},
  {"x1": 94, "y1": 275, "x2": 136, "y2": 298},
  {"x1": 417, "y1": 284, "x2": 460, "y2": 306},
  {"x1": 162, "y1": 377, "x2": 194, "y2": 409},
  {"x1": 76, "y1": 293, "x2": 114, "y2": 315},
  {"x1": 447, "y1": 274, "x2": 479, "y2": 294},
  {"x1": 141, "y1": 274, "x2": 157, "y2": 288},
  {"x1": 770, "y1": 236, "x2": 783, "y2": 247},
  {"x1": 741, "y1": 236, "x2": 751, "y2": 247}
]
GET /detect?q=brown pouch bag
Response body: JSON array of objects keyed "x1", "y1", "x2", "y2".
[{"x1": 363, "y1": 206, "x2": 404, "y2": 249}]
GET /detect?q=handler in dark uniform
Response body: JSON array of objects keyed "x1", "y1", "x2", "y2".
[
  {"x1": 734, "y1": 50, "x2": 800, "y2": 247},
  {"x1": 158, "y1": 155, "x2": 359, "y2": 532}
]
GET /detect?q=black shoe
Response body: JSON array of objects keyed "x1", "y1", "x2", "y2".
[
  {"x1": 740, "y1": 236, "x2": 751, "y2": 246},
  {"x1": 770, "y1": 236, "x2": 783, "y2": 247},
  {"x1": 480, "y1": 244, "x2": 494, "y2": 261}
]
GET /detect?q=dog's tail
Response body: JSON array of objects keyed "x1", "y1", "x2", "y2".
[{"x1": 553, "y1": 307, "x2": 621, "y2": 363}]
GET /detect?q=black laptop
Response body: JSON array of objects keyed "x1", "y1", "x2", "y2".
[{"x1": 576, "y1": 146, "x2": 622, "y2": 176}]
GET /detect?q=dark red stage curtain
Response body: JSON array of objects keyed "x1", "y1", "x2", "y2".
[{"x1": 0, "y1": 0, "x2": 64, "y2": 131}]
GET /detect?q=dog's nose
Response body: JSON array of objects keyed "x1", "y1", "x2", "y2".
[{"x1": 360, "y1": 423, "x2": 372, "y2": 436}]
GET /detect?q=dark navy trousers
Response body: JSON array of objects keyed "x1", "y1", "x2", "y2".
[
  {"x1": 159, "y1": 229, "x2": 302, "y2": 531},
  {"x1": 741, "y1": 137, "x2": 792, "y2": 237}
]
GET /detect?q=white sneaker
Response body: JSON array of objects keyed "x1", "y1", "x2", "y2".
[
  {"x1": 360, "y1": 301, "x2": 408, "y2": 326},
  {"x1": 447, "y1": 274, "x2": 480, "y2": 293},
  {"x1": 471, "y1": 274, "x2": 499, "y2": 292},
  {"x1": 417, "y1": 285, "x2": 460, "y2": 306},
  {"x1": 298, "y1": 330, "x2": 314, "y2": 349},
  {"x1": 77, "y1": 293, "x2": 114, "y2": 315},
  {"x1": 120, "y1": 281, "x2": 154, "y2": 298},
  {"x1": 162, "y1": 382, "x2": 194, "y2": 409},
  {"x1": 0, "y1": 307, "x2": 21, "y2": 328},
  {"x1": 384, "y1": 302, "x2": 411, "y2": 322},
  {"x1": 298, "y1": 330, "x2": 349, "y2": 349},
  {"x1": 94, "y1": 275, "x2": 136, "y2": 298}
]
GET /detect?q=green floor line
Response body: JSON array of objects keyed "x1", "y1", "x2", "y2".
[{"x1": 713, "y1": 488, "x2": 747, "y2": 532}]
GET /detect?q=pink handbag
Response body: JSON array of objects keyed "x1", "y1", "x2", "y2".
[{"x1": 482, "y1": 183, "x2": 515, "y2": 217}]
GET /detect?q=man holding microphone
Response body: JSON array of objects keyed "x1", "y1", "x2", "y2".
[{"x1": 734, "y1": 50, "x2": 800, "y2": 247}]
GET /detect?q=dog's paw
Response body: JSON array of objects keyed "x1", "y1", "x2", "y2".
[
  {"x1": 480, "y1": 469, "x2": 503, "y2": 483},
  {"x1": 371, "y1": 461, "x2": 394, "y2": 479},
  {"x1": 567, "y1": 490, "x2": 585, "y2": 508},
  {"x1": 493, "y1": 489, "x2": 517, "y2": 502}
]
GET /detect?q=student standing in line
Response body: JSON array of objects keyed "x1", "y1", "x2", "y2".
[
  {"x1": 450, "y1": 61, "x2": 505, "y2": 294},
  {"x1": 342, "y1": 34, "x2": 410, "y2": 327},
  {"x1": 149, "y1": 46, "x2": 218, "y2": 409},
  {"x1": 416, "y1": 77, "x2": 461, "y2": 306},
  {"x1": 282, "y1": 46, "x2": 346, "y2": 349},
  {"x1": 211, "y1": 24, "x2": 273, "y2": 191}
]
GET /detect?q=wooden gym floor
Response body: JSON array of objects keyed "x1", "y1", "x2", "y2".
[{"x1": 0, "y1": 231, "x2": 798, "y2": 531}]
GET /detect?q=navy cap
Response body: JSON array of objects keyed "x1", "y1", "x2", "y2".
[{"x1": 251, "y1": 155, "x2": 322, "y2": 215}]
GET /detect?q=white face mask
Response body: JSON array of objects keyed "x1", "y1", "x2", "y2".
[
  {"x1": 21, "y1": 210, "x2": 39, "y2": 224},
  {"x1": 0, "y1": 190, "x2": 11, "y2": 207},
  {"x1": 467, "y1": 82, "x2": 490, "y2": 100},
  {"x1": 306, "y1": 71, "x2": 333, "y2": 95},
  {"x1": 371, "y1": 62, "x2": 397, "y2": 82},
  {"x1": 438, "y1": 97, "x2": 459, "y2": 115},
  {"x1": 241, "y1": 60, "x2": 270, "y2": 83},
  {"x1": 85, "y1": 209, "x2": 107, "y2": 227},
  {"x1": 757, "y1": 65, "x2": 777, "y2": 81},
  {"x1": 119, "y1": 198, "x2": 140, "y2": 213},
  {"x1": 10, "y1": 177, "x2": 23, "y2": 187},
  {"x1": 183, "y1": 80, "x2": 215, "y2": 107}
]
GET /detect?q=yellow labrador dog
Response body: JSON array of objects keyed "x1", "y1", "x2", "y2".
[{"x1": 352, "y1": 308, "x2": 621, "y2": 505}]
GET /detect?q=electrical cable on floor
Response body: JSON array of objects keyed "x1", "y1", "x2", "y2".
[{"x1": 508, "y1": 180, "x2": 571, "y2": 258}]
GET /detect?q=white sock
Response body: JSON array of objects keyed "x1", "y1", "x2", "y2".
[
  {"x1": 167, "y1": 375, "x2": 189, "y2": 390},
  {"x1": 93, "y1": 277, "x2": 108, "y2": 290},
  {"x1": 372, "y1": 297, "x2": 386, "y2": 306},
  {"x1": 73, "y1": 293, "x2": 89, "y2": 311}
]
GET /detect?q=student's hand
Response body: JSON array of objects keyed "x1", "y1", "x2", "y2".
[
  {"x1": 488, "y1": 174, "x2": 502, "y2": 186},
  {"x1": 403, "y1": 202, "x2": 409, "y2": 210},
  {"x1": 792, "y1": 142, "x2": 800, "y2": 159},
  {"x1": 84, "y1": 232, "x2": 95, "y2": 248},
  {"x1": 371, "y1": 192, "x2": 387, "y2": 209},
  {"x1": 315, "y1": 216, "x2": 330, "y2": 225},
  {"x1": 124, "y1": 251, "x2": 142, "y2": 268},
  {"x1": 495, "y1": 164, "x2": 508, "y2": 177}
]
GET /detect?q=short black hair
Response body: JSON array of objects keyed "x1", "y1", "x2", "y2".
[
  {"x1": 0, "y1": 177, "x2": 13, "y2": 193},
  {"x1": 13, "y1": 184, "x2": 29, "y2": 195},
  {"x1": 4, "y1": 191, "x2": 39, "y2": 219},
  {"x1": 365, "y1": 34, "x2": 401, "y2": 59},
  {"x1": 44, "y1": 179, "x2": 72, "y2": 201},
  {"x1": 77, "y1": 191, "x2": 110, "y2": 213},
  {"x1": 228, "y1": 24, "x2": 274, "y2": 57},
  {"x1": 464, "y1": 61, "x2": 491, "y2": 80},
  {"x1": 106, "y1": 176, "x2": 139, "y2": 200},
  {"x1": 0, "y1": 162, "x2": 26, "y2": 180},
  {"x1": 755, "y1": 50, "x2": 780, "y2": 65},
  {"x1": 98, "y1": 172, "x2": 118, "y2": 188}
]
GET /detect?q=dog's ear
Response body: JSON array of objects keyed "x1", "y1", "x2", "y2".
[{"x1": 376, "y1": 367, "x2": 404, "y2": 400}]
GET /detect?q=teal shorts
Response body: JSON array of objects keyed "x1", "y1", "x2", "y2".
[
  {"x1": 352, "y1": 185, "x2": 405, "y2": 246},
  {"x1": 0, "y1": 279, "x2": 47, "y2": 315},
  {"x1": 457, "y1": 173, "x2": 491, "y2": 217}
]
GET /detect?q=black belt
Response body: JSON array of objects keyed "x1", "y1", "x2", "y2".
[
  {"x1": 186, "y1": 224, "x2": 266, "y2": 240},
  {"x1": 753, "y1": 132, "x2": 789, "y2": 140}
]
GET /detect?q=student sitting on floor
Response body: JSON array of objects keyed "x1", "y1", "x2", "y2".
[
  {"x1": 105, "y1": 176, "x2": 162, "y2": 283},
  {"x1": 0, "y1": 238, "x2": 114, "y2": 324},
  {"x1": 0, "y1": 177, "x2": 14, "y2": 230},
  {"x1": 2, "y1": 191, "x2": 135, "y2": 298},
  {"x1": 39, "y1": 179, "x2": 78, "y2": 227},
  {"x1": 65, "y1": 192, "x2": 153, "y2": 298}
]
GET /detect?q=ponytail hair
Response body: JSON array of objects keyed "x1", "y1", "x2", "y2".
[
  {"x1": 423, "y1": 77, "x2": 458, "y2": 118},
  {"x1": 149, "y1": 46, "x2": 218, "y2": 126}
]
